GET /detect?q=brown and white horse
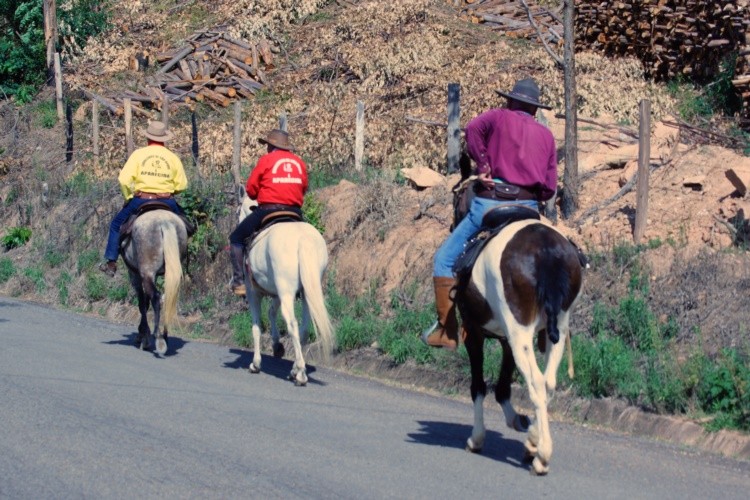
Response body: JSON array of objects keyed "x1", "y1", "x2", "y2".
[
  {"x1": 454, "y1": 216, "x2": 584, "y2": 475},
  {"x1": 121, "y1": 209, "x2": 187, "y2": 356}
]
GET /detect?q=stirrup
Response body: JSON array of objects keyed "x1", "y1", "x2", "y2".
[{"x1": 420, "y1": 320, "x2": 439, "y2": 344}]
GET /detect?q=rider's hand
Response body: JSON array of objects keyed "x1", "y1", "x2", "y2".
[{"x1": 478, "y1": 172, "x2": 495, "y2": 189}]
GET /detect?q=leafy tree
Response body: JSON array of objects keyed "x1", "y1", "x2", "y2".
[{"x1": 0, "y1": 0, "x2": 109, "y2": 100}]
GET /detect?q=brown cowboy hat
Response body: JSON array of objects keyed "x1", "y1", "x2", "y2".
[
  {"x1": 496, "y1": 78, "x2": 552, "y2": 110},
  {"x1": 258, "y1": 129, "x2": 294, "y2": 151},
  {"x1": 143, "y1": 121, "x2": 175, "y2": 142}
]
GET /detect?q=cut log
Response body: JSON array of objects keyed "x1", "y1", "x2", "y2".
[
  {"x1": 199, "y1": 88, "x2": 230, "y2": 107},
  {"x1": 81, "y1": 88, "x2": 123, "y2": 116},
  {"x1": 725, "y1": 168, "x2": 750, "y2": 196}
]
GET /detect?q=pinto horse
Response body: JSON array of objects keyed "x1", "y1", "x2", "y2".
[
  {"x1": 120, "y1": 208, "x2": 188, "y2": 355},
  {"x1": 238, "y1": 195, "x2": 334, "y2": 386},
  {"x1": 453, "y1": 207, "x2": 584, "y2": 475}
]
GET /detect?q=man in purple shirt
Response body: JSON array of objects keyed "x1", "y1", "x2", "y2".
[{"x1": 422, "y1": 78, "x2": 557, "y2": 350}]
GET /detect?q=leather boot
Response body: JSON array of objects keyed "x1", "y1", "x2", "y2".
[
  {"x1": 421, "y1": 277, "x2": 459, "y2": 350},
  {"x1": 229, "y1": 244, "x2": 247, "y2": 296}
]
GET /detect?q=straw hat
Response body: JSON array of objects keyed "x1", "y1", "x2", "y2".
[
  {"x1": 496, "y1": 78, "x2": 551, "y2": 110},
  {"x1": 258, "y1": 129, "x2": 294, "y2": 151},
  {"x1": 144, "y1": 121, "x2": 174, "y2": 142}
]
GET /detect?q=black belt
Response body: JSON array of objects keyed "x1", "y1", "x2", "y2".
[
  {"x1": 474, "y1": 182, "x2": 537, "y2": 201},
  {"x1": 258, "y1": 203, "x2": 300, "y2": 210}
]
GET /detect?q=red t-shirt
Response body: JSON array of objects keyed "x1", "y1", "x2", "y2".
[{"x1": 246, "y1": 149, "x2": 308, "y2": 207}]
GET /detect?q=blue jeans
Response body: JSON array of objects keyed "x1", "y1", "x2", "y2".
[
  {"x1": 104, "y1": 197, "x2": 183, "y2": 261},
  {"x1": 433, "y1": 197, "x2": 539, "y2": 277}
]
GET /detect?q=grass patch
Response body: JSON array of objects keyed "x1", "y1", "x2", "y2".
[
  {"x1": 0, "y1": 257, "x2": 16, "y2": 283},
  {"x1": 2, "y1": 226, "x2": 32, "y2": 250},
  {"x1": 22, "y1": 266, "x2": 46, "y2": 293},
  {"x1": 57, "y1": 271, "x2": 72, "y2": 305}
]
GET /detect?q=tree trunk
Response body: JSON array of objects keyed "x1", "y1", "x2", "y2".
[{"x1": 560, "y1": 0, "x2": 579, "y2": 218}]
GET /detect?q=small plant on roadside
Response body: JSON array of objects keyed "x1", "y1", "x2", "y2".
[
  {"x1": 107, "y1": 282, "x2": 130, "y2": 302},
  {"x1": 2, "y1": 226, "x2": 32, "y2": 250},
  {"x1": 0, "y1": 257, "x2": 15, "y2": 283},
  {"x1": 77, "y1": 249, "x2": 100, "y2": 273},
  {"x1": 34, "y1": 100, "x2": 58, "y2": 128},
  {"x1": 229, "y1": 312, "x2": 254, "y2": 348},
  {"x1": 57, "y1": 271, "x2": 72, "y2": 305},
  {"x1": 85, "y1": 273, "x2": 107, "y2": 301},
  {"x1": 303, "y1": 193, "x2": 326, "y2": 233},
  {"x1": 22, "y1": 266, "x2": 46, "y2": 293}
]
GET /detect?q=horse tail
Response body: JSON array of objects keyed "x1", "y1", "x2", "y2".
[
  {"x1": 298, "y1": 236, "x2": 334, "y2": 362},
  {"x1": 536, "y1": 242, "x2": 570, "y2": 346},
  {"x1": 162, "y1": 222, "x2": 182, "y2": 331}
]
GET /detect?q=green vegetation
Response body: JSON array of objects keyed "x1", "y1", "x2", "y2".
[
  {"x1": 0, "y1": 0, "x2": 110, "y2": 100},
  {"x1": 667, "y1": 55, "x2": 742, "y2": 123},
  {"x1": 56, "y1": 270, "x2": 71, "y2": 305},
  {"x1": 303, "y1": 193, "x2": 326, "y2": 233},
  {"x1": 33, "y1": 99, "x2": 57, "y2": 128},
  {"x1": 2, "y1": 226, "x2": 31, "y2": 250},
  {"x1": 22, "y1": 265, "x2": 45, "y2": 293},
  {"x1": 567, "y1": 243, "x2": 750, "y2": 431},
  {"x1": 0, "y1": 257, "x2": 15, "y2": 283}
]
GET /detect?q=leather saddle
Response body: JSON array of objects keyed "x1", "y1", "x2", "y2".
[
  {"x1": 120, "y1": 201, "x2": 196, "y2": 242},
  {"x1": 243, "y1": 209, "x2": 303, "y2": 248}
]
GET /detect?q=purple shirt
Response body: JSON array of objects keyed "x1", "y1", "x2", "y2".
[{"x1": 465, "y1": 108, "x2": 557, "y2": 201}]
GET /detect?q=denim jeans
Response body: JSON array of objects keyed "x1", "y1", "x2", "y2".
[
  {"x1": 104, "y1": 197, "x2": 183, "y2": 261},
  {"x1": 433, "y1": 197, "x2": 539, "y2": 277}
]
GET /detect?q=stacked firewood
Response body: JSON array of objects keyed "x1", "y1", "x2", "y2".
[
  {"x1": 451, "y1": 0, "x2": 563, "y2": 45},
  {"x1": 106, "y1": 30, "x2": 274, "y2": 115},
  {"x1": 575, "y1": 0, "x2": 748, "y2": 82}
]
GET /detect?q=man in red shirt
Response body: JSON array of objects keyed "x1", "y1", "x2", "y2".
[{"x1": 228, "y1": 129, "x2": 308, "y2": 296}]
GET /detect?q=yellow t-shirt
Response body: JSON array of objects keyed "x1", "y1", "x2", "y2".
[{"x1": 118, "y1": 145, "x2": 188, "y2": 201}]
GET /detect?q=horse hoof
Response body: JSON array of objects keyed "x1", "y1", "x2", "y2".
[
  {"x1": 294, "y1": 378, "x2": 307, "y2": 387},
  {"x1": 248, "y1": 363, "x2": 260, "y2": 374},
  {"x1": 466, "y1": 438, "x2": 482, "y2": 453},
  {"x1": 529, "y1": 457, "x2": 549, "y2": 476},
  {"x1": 155, "y1": 338, "x2": 167, "y2": 356},
  {"x1": 272, "y1": 342, "x2": 285, "y2": 358},
  {"x1": 510, "y1": 414, "x2": 531, "y2": 432}
]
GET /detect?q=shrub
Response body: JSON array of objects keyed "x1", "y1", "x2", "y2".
[
  {"x1": 303, "y1": 193, "x2": 326, "y2": 233},
  {"x1": 85, "y1": 273, "x2": 107, "y2": 301},
  {"x1": 77, "y1": 249, "x2": 99, "y2": 273},
  {"x1": 0, "y1": 257, "x2": 15, "y2": 283},
  {"x1": 2, "y1": 226, "x2": 32, "y2": 250},
  {"x1": 34, "y1": 100, "x2": 57, "y2": 128},
  {"x1": 22, "y1": 266, "x2": 46, "y2": 293},
  {"x1": 229, "y1": 312, "x2": 253, "y2": 348},
  {"x1": 57, "y1": 271, "x2": 72, "y2": 305}
]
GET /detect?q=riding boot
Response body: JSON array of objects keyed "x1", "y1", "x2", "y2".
[
  {"x1": 229, "y1": 244, "x2": 247, "y2": 296},
  {"x1": 421, "y1": 277, "x2": 459, "y2": 350}
]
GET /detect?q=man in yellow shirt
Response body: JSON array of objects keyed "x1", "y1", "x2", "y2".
[{"x1": 99, "y1": 121, "x2": 188, "y2": 277}]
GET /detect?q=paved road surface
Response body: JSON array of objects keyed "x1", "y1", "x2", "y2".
[{"x1": 1, "y1": 297, "x2": 749, "y2": 499}]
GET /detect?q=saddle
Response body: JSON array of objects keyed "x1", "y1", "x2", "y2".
[
  {"x1": 119, "y1": 201, "x2": 196, "y2": 244},
  {"x1": 243, "y1": 209, "x2": 303, "y2": 249},
  {"x1": 453, "y1": 204, "x2": 540, "y2": 280}
]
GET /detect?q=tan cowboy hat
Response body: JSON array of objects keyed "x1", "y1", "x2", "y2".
[
  {"x1": 143, "y1": 121, "x2": 175, "y2": 142},
  {"x1": 496, "y1": 78, "x2": 552, "y2": 110},
  {"x1": 258, "y1": 129, "x2": 294, "y2": 151}
]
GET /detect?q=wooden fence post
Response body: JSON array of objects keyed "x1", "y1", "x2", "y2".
[
  {"x1": 44, "y1": 0, "x2": 57, "y2": 84},
  {"x1": 54, "y1": 53, "x2": 64, "y2": 120},
  {"x1": 355, "y1": 101, "x2": 365, "y2": 171},
  {"x1": 232, "y1": 101, "x2": 244, "y2": 202},
  {"x1": 447, "y1": 83, "x2": 460, "y2": 173},
  {"x1": 279, "y1": 112, "x2": 288, "y2": 132},
  {"x1": 65, "y1": 102, "x2": 73, "y2": 163},
  {"x1": 191, "y1": 110, "x2": 200, "y2": 172},
  {"x1": 162, "y1": 96, "x2": 169, "y2": 128},
  {"x1": 92, "y1": 100, "x2": 99, "y2": 165},
  {"x1": 634, "y1": 99, "x2": 651, "y2": 244},
  {"x1": 124, "y1": 98, "x2": 134, "y2": 156}
]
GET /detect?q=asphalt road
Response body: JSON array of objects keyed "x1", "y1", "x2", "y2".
[{"x1": 1, "y1": 296, "x2": 749, "y2": 499}]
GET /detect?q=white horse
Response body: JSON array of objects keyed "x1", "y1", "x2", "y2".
[{"x1": 238, "y1": 195, "x2": 334, "y2": 386}]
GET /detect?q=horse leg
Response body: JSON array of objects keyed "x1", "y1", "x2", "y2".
[
  {"x1": 247, "y1": 290, "x2": 263, "y2": 374},
  {"x1": 130, "y1": 272, "x2": 151, "y2": 350},
  {"x1": 464, "y1": 326, "x2": 487, "y2": 453},
  {"x1": 146, "y1": 278, "x2": 166, "y2": 356},
  {"x1": 542, "y1": 312, "x2": 571, "y2": 398},
  {"x1": 269, "y1": 296, "x2": 285, "y2": 359},
  {"x1": 279, "y1": 293, "x2": 306, "y2": 386},
  {"x1": 508, "y1": 327, "x2": 552, "y2": 476},
  {"x1": 494, "y1": 337, "x2": 531, "y2": 432},
  {"x1": 299, "y1": 291, "x2": 311, "y2": 345}
]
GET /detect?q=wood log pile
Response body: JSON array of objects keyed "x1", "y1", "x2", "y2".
[
  {"x1": 87, "y1": 30, "x2": 275, "y2": 116},
  {"x1": 452, "y1": 1, "x2": 750, "y2": 119},
  {"x1": 451, "y1": 0, "x2": 563, "y2": 45},
  {"x1": 575, "y1": 0, "x2": 748, "y2": 83}
]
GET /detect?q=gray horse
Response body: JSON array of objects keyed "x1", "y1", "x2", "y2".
[{"x1": 120, "y1": 209, "x2": 188, "y2": 355}]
